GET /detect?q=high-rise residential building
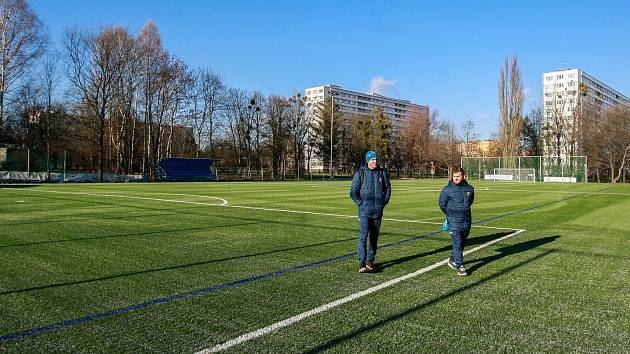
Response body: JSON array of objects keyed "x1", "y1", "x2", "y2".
[
  {"x1": 303, "y1": 84, "x2": 429, "y2": 171},
  {"x1": 304, "y1": 84, "x2": 429, "y2": 132},
  {"x1": 542, "y1": 68, "x2": 629, "y2": 157}
]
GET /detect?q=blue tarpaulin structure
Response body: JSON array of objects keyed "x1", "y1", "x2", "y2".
[{"x1": 157, "y1": 158, "x2": 221, "y2": 181}]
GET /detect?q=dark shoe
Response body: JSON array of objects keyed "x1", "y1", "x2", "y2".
[
  {"x1": 359, "y1": 265, "x2": 370, "y2": 273},
  {"x1": 447, "y1": 259, "x2": 458, "y2": 270},
  {"x1": 457, "y1": 266, "x2": 468, "y2": 276},
  {"x1": 366, "y1": 262, "x2": 378, "y2": 271}
]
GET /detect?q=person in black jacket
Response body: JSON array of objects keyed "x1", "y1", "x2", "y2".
[
  {"x1": 349, "y1": 150, "x2": 392, "y2": 273},
  {"x1": 439, "y1": 166, "x2": 474, "y2": 276}
]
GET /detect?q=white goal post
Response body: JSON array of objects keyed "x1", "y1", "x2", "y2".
[{"x1": 489, "y1": 168, "x2": 536, "y2": 182}]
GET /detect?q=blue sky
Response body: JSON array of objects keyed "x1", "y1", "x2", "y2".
[{"x1": 30, "y1": 0, "x2": 630, "y2": 139}]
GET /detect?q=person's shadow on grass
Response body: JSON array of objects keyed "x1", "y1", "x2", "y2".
[
  {"x1": 376, "y1": 232, "x2": 515, "y2": 272},
  {"x1": 465, "y1": 235, "x2": 560, "y2": 275}
]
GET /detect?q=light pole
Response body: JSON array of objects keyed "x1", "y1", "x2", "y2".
[
  {"x1": 46, "y1": 110, "x2": 53, "y2": 182},
  {"x1": 329, "y1": 88, "x2": 339, "y2": 180}
]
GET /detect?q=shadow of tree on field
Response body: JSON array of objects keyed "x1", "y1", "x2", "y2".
[
  {"x1": 0, "y1": 220, "x2": 275, "y2": 248},
  {"x1": 466, "y1": 235, "x2": 560, "y2": 275},
  {"x1": 2, "y1": 210, "x2": 176, "y2": 226},
  {"x1": 0, "y1": 184, "x2": 39, "y2": 188},
  {"x1": 303, "y1": 237, "x2": 560, "y2": 354},
  {"x1": 376, "y1": 232, "x2": 513, "y2": 272},
  {"x1": 0, "y1": 235, "x2": 359, "y2": 296}
]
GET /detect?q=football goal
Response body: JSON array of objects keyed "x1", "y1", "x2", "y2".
[
  {"x1": 461, "y1": 156, "x2": 587, "y2": 182},
  {"x1": 487, "y1": 168, "x2": 536, "y2": 182}
]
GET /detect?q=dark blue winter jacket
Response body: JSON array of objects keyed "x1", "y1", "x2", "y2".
[
  {"x1": 349, "y1": 166, "x2": 392, "y2": 218},
  {"x1": 439, "y1": 179, "x2": 474, "y2": 231}
]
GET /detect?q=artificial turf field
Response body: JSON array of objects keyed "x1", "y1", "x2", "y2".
[{"x1": 0, "y1": 180, "x2": 628, "y2": 353}]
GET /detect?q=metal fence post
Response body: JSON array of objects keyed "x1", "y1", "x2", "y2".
[{"x1": 585, "y1": 155, "x2": 588, "y2": 183}]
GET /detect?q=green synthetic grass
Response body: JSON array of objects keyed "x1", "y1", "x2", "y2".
[{"x1": 0, "y1": 180, "x2": 628, "y2": 353}]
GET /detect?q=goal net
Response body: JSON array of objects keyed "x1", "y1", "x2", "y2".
[
  {"x1": 461, "y1": 156, "x2": 587, "y2": 183},
  {"x1": 489, "y1": 168, "x2": 536, "y2": 182}
]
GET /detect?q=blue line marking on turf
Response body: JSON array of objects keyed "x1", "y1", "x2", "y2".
[
  {"x1": 0, "y1": 193, "x2": 581, "y2": 341},
  {"x1": 0, "y1": 251, "x2": 360, "y2": 341}
]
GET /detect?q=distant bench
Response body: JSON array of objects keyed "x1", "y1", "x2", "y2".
[{"x1": 158, "y1": 158, "x2": 221, "y2": 181}]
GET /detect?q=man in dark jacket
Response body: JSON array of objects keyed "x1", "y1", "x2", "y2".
[
  {"x1": 439, "y1": 166, "x2": 474, "y2": 276},
  {"x1": 349, "y1": 150, "x2": 392, "y2": 273}
]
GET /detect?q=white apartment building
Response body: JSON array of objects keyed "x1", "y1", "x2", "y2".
[
  {"x1": 304, "y1": 84, "x2": 429, "y2": 132},
  {"x1": 542, "y1": 68, "x2": 629, "y2": 157},
  {"x1": 303, "y1": 84, "x2": 429, "y2": 171}
]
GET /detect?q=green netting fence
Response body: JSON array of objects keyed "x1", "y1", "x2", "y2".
[{"x1": 461, "y1": 156, "x2": 587, "y2": 183}]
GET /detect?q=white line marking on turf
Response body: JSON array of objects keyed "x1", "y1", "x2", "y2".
[
  {"x1": 479, "y1": 187, "x2": 630, "y2": 196},
  {"x1": 31, "y1": 190, "x2": 229, "y2": 206},
  {"x1": 146, "y1": 193, "x2": 230, "y2": 201},
  {"x1": 198, "y1": 229, "x2": 526, "y2": 353},
  {"x1": 21, "y1": 189, "x2": 519, "y2": 231}
]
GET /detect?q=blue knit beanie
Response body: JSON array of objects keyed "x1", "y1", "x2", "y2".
[{"x1": 365, "y1": 150, "x2": 377, "y2": 164}]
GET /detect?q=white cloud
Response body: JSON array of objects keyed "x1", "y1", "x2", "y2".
[{"x1": 368, "y1": 76, "x2": 398, "y2": 95}]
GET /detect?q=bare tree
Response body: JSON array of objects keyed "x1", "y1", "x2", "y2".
[
  {"x1": 142, "y1": 54, "x2": 187, "y2": 179},
  {"x1": 161, "y1": 57, "x2": 190, "y2": 160},
  {"x1": 585, "y1": 104, "x2": 630, "y2": 183},
  {"x1": 39, "y1": 51, "x2": 59, "y2": 179},
  {"x1": 542, "y1": 85, "x2": 569, "y2": 159},
  {"x1": 12, "y1": 77, "x2": 40, "y2": 148},
  {"x1": 63, "y1": 26, "x2": 127, "y2": 181},
  {"x1": 541, "y1": 80, "x2": 588, "y2": 165},
  {"x1": 265, "y1": 95, "x2": 289, "y2": 179},
  {"x1": 248, "y1": 93, "x2": 265, "y2": 175},
  {"x1": 0, "y1": 0, "x2": 47, "y2": 132},
  {"x1": 304, "y1": 102, "x2": 318, "y2": 176},
  {"x1": 136, "y1": 19, "x2": 163, "y2": 177},
  {"x1": 520, "y1": 106, "x2": 543, "y2": 156},
  {"x1": 460, "y1": 119, "x2": 477, "y2": 156},
  {"x1": 187, "y1": 67, "x2": 224, "y2": 158},
  {"x1": 498, "y1": 55, "x2": 524, "y2": 158},
  {"x1": 313, "y1": 96, "x2": 343, "y2": 172},
  {"x1": 398, "y1": 106, "x2": 430, "y2": 176},
  {"x1": 199, "y1": 67, "x2": 224, "y2": 157},
  {"x1": 579, "y1": 101, "x2": 605, "y2": 181},
  {"x1": 430, "y1": 115, "x2": 460, "y2": 173},
  {"x1": 287, "y1": 93, "x2": 311, "y2": 179},
  {"x1": 109, "y1": 29, "x2": 138, "y2": 174},
  {"x1": 222, "y1": 88, "x2": 249, "y2": 168}
]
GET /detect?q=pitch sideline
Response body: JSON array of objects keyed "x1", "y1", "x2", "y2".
[{"x1": 198, "y1": 229, "x2": 526, "y2": 353}]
